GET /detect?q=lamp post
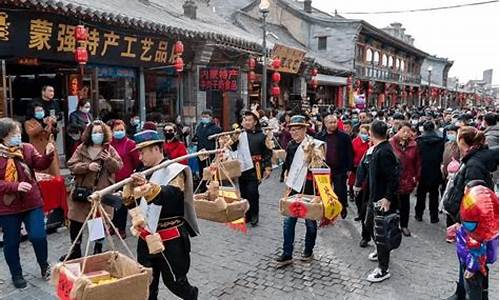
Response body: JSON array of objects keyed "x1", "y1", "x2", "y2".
[
  {"x1": 427, "y1": 65, "x2": 432, "y2": 106},
  {"x1": 455, "y1": 78, "x2": 459, "y2": 107},
  {"x1": 259, "y1": 0, "x2": 270, "y2": 109}
]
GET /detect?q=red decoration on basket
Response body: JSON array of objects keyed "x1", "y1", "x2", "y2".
[
  {"x1": 74, "y1": 25, "x2": 88, "y2": 41},
  {"x1": 288, "y1": 201, "x2": 308, "y2": 218},
  {"x1": 175, "y1": 57, "x2": 184, "y2": 72},
  {"x1": 57, "y1": 271, "x2": 74, "y2": 300},
  {"x1": 225, "y1": 218, "x2": 248, "y2": 234},
  {"x1": 174, "y1": 41, "x2": 184, "y2": 54},
  {"x1": 74, "y1": 47, "x2": 88, "y2": 65},
  {"x1": 271, "y1": 86, "x2": 281, "y2": 96}
]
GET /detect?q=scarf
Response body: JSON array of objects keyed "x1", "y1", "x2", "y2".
[{"x1": 0, "y1": 144, "x2": 24, "y2": 182}]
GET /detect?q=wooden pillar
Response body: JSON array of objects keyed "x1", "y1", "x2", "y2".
[{"x1": 222, "y1": 92, "x2": 230, "y2": 131}]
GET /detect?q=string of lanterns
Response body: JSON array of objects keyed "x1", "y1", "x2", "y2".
[
  {"x1": 271, "y1": 57, "x2": 281, "y2": 97},
  {"x1": 309, "y1": 67, "x2": 318, "y2": 90}
]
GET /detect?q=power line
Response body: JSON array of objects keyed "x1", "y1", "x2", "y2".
[{"x1": 337, "y1": 0, "x2": 498, "y2": 15}]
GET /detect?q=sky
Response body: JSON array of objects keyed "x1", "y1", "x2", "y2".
[{"x1": 313, "y1": 0, "x2": 500, "y2": 86}]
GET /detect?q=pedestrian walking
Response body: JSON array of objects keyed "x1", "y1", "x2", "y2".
[
  {"x1": 0, "y1": 118, "x2": 55, "y2": 288},
  {"x1": 61, "y1": 120, "x2": 123, "y2": 260},
  {"x1": 67, "y1": 99, "x2": 93, "y2": 155},
  {"x1": 351, "y1": 124, "x2": 370, "y2": 220},
  {"x1": 354, "y1": 144, "x2": 375, "y2": 248},
  {"x1": 194, "y1": 110, "x2": 222, "y2": 170},
  {"x1": 163, "y1": 122, "x2": 188, "y2": 165}
]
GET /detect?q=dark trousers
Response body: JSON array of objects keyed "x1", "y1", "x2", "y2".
[
  {"x1": 112, "y1": 205, "x2": 128, "y2": 232},
  {"x1": 361, "y1": 192, "x2": 373, "y2": 242},
  {"x1": 0, "y1": 208, "x2": 48, "y2": 278},
  {"x1": 332, "y1": 173, "x2": 348, "y2": 209},
  {"x1": 415, "y1": 182, "x2": 440, "y2": 221},
  {"x1": 458, "y1": 263, "x2": 489, "y2": 300},
  {"x1": 399, "y1": 193, "x2": 410, "y2": 228},
  {"x1": 282, "y1": 217, "x2": 317, "y2": 257},
  {"x1": 138, "y1": 227, "x2": 197, "y2": 300},
  {"x1": 197, "y1": 158, "x2": 211, "y2": 193},
  {"x1": 367, "y1": 202, "x2": 391, "y2": 272},
  {"x1": 68, "y1": 220, "x2": 103, "y2": 256},
  {"x1": 240, "y1": 178, "x2": 260, "y2": 222}
]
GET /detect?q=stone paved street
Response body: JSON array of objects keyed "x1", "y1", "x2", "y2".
[{"x1": 0, "y1": 172, "x2": 498, "y2": 300}]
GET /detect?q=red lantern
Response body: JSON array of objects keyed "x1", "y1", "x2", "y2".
[
  {"x1": 175, "y1": 57, "x2": 184, "y2": 72},
  {"x1": 310, "y1": 67, "x2": 318, "y2": 77},
  {"x1": 272, "y1": 72, "x2": 281, "y2": 83},
  {"x1": 311, "y1": 79, "x2": 318, "y2": 89},
  {"x1": 74, "y1": 47, "x2": 88, "y2": 65},
  {"x1": 272, "y1": 57, "x2": 281, "y2": 69},
  {"x1": 74, "y1": 25, "x2": 88, "y2": 41},
  {"x1": 174, "y1": 41, "x2": 184, "y2": 54},
  {"x1": 271, "y1": 86, "x2": 281, "y2": 96},
  {"x1": 247, "y1": 57, "x2": 256, "y2": 69},
  {"x1": 248, "y1": 71, "x2": 256, "y2": 82}
]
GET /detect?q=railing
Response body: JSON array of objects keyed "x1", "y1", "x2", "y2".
[{"x1": 355, "y1": 64, "x2": 421, "y2": 84}]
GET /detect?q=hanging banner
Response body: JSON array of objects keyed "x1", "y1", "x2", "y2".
[
  {"x1": 269, "y1": 44, "x2": 305, "y2": 74},
  {"x1": 311, "y1": 168, "x2": 342, "y2": 221},
  {"x1": 199, "y1": 67, "x2": 240, "y2": 92},
  {"x1": 0, "y1": 10, "x2": 185, "y2": 68}
]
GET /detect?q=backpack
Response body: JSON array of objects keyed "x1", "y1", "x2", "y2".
[{"x1": 374, "y1": 207, "x2": 402, "y2": 251}]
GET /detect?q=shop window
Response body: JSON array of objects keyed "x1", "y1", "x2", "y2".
[
  {"x1": 145, "y1": 68, "x2": 178, "y2": 122},
  {"x1": 366, "y1": 48, "x2": 373, "y2": 63},
  {"x1": 318, "y1": 36, "x2": 327, "y2": 50},
  {"x1": 382, "y1": 54, "x2": 388, "y2": 67}
]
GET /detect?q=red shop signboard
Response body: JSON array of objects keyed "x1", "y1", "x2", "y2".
[{"x1": 199, "y1": 67, "x2": 239, "y2": 92}]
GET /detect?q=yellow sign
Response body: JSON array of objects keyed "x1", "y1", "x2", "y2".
[
  {"x1": 312, "y1": 169, "x2": 342, "y2": 220},
  {"x1": 270, "y1": 44, "x2": 305, "y2": 74}
]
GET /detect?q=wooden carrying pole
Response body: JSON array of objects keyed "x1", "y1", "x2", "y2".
[
  {"x1": 88, "y1": 149, "x2": 222, "y2": 201},
  {"x1": 208, "y1": 129, "x2": 241, "y2": 140}
]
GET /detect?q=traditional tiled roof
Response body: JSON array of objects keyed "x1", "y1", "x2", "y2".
[{"x1": 1, "y1": 0, "x2": 263, "y2": 52}]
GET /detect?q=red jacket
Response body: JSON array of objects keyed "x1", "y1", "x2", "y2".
[
  {"x1": 111, "y1": 137, "x2": 141, "y2": 182},
  {"x1": 0, "y1": 143, "x2": 54, "y2": 215},
  {"x1": 390, "y1": 137, "x2": 421, "y2": 194},
  {"x1": 163, "y1": 139, "x2": 188, "y2": 165},
  {"x1": 352, "y1": 136, "x2": 370, "y2": 167}
]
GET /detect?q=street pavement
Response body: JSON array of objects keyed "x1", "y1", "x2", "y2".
[{"x1": 0, "y1": 171, "x2": 498, "y2": 300}]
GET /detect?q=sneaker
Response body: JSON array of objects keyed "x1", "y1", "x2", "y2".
[
  {"x1": 414, "y1": 215, "x2": 423, "y2": 222},
  {"x1": 12, "y1": 275, "x2": 27, "y2": 289},
  {"x1": 368, "y1": 251, "x2": 378, "y2": 261},
  {"x1": 300, "y1": 251, "x2": 314, "y2": 262},
  {"x1": 359, "y1": 239, "x2": 369, "y2": 248},
  {"x1": 401, "y1": 228, "x2": 411, "y2": 237},
  {"x1": 366, "y1": 267, "x2": 391, "y2": 283},
  {"x1": 250, "y1": 216, "x2": 259, "y2": 227},
  {"x1": 354, "y1": 216, "x2": 361, "y2": 222},
  {"x1": 275, "y1": 255, "x2": 293, "y2": 267},
  {"x1": 41, "y1": 263, "x2": 51, "y2": 281}
]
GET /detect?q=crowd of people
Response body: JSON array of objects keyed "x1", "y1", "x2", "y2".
[{"x1": 0, "y1": 86, "x2": 498, "y2": 300}]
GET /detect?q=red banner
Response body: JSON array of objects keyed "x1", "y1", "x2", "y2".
[{"x1": 199, "y1": 67, "x2": 239, "y2": 92}]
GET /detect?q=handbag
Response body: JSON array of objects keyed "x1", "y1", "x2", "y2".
[
  {"x1": 374, "y1": 206, "x2": 402, "y2": 251},
  {"x1": 72, "y1": 161, "x2": 103, "y2": 203}
]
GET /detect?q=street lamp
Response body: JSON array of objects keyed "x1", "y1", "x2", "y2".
[
  {"x1": 427, "y1": 66, "x2": 433, "y2": 106},
  {"x1": 260, "y1": 0, "x2": 270, "y2": 109},
  {"x1": 455, "y1": 78, "x2": 459, "y2": 107}
]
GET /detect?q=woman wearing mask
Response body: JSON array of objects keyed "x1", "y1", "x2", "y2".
[
  {"x1": 350, "y1": 124, "x2": 370, "y2": 220},
  {"x1": 127, "y1": 115, "x2": 142, "y2": 138},
  {"x1": 0, "y1": 118, "x2": 55, "y2": 288},
  {"x1": 24, "y1": 102, "x2": 60, "y2": 176},
  {"x1": 163, "y1": 123, "x2": 188, "y2": 165},
  {"x1": 62, "y1": 120, "x2": 123, "y2": 260},
  {"x1": 444, "y1": 126, "x2": 498, "y2": 300},
  {"x1": 390, "y1": 122, "x2": 420, "y2": 237},
  {"x1": 442, "y1": 125, "x2": 461, "y2": 231},
  {"x1": 68, "y1": 100, "x2": 93, "y2": 155},
  {"x1": 109, "y1": 119, "x2": 141, "y2": 238}
]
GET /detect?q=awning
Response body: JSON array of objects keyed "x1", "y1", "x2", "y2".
[{"x1": 317, "y1": 74, "x2": 347, "y2": 86}]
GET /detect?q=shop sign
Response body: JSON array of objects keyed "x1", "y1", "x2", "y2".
[
  {"x1": 17, "y1": 57, "x2": 39, "y2": 65},
  {"x1": 0, "y1": 10, "x2": 184, "y2": 68},
  {"x1": 269, "y1": 44, "x2": 305, "y2": 74},
  {"x1": 199, "y1": 67, "x2": 239, "y2": 92}
]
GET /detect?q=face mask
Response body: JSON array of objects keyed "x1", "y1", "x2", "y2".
[
  {"x1": 419, "y1": 126, "x2": 424, "y2": 132},
  {"x1": 352, "y1": 118, "x2": 359, "y2": 124},
  {"x1": 91, "y1": 133, "x2": 104, "y2": 145},
  {"x1": 164, "y1": 132, "x2": 175, "y2": 140},
  {"x1": 34, "y1": 111, "x2": 45, "y2": 120},
  {"x1": 411, "y1": 120, "x2": 418, "y2": 126},
  {"x1": 131, "y1": 119, "x2": 139, "y2": 126},
  {"x1": 447, "y1": 134, "x2": 456, "y2": 142},
  {"x1": 113, "y1": 130, "x2": 126, "y2": 140},
  {"x1": 82, "y1": 107, "x2": 90, "y2": 114},
  {"x1": 7, "y1": 135, "x2": 22, "y2": 147},
  {"x1": 201, "y1": 117, "x2": 211, "y2": 124},
  {"x1": 359, "y1": 133, "x2": 369, "y2": 142}
]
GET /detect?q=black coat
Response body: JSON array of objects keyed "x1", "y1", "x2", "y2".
[
  {"x1": 282, "y1": 139, "x2": 314, "y2": 195},
  {"x1": 315, "y1": 130, "x2": 354, "y2": 174},
  {"x1": 445, "y1": 146, "x2": 498, "y2": 221},
  {"x1": 231, "y1": 129, "x2": 272, "y2": 181},
  {"x1": 194, "y1": 122, "x2": 222, "y2": 151},
  {"x1": 417, "y1": 132, "x2": 444, "y2": 185},
  {"x1": 367, "y1": 141, "x2": 400, "y2": 206}
]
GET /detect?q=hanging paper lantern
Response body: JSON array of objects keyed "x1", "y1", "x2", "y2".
[
  {"x1": 248, "y1": 71, "x2": 256, "y2": 82},
  {"x1": 310, "y1": 78, "x2": 318, "y2": 89},
  {"x1": 310, "y1": 67, "x2": 318, "y2": 77},
  {"x1": 174, "y1": 41, "x2": 184, "y2": 54},
  {"x1": 272, "y1": 71, "x2": 281, "y2": 83},
  {"x1": 74, "y1": 47, "x2": 88, "y2": 65},
  {"x1": 175, "y1": 57, "x2": 184, "y2": 72},
  {"x1": 74, "y1": 25, "x2": 88, "y2": 41},
  {"x1": 272, "y1": 57, "x2": 281, "y2": 69},
  {"x1": 247, "y1": 57, "x2": 256, "y2": 69},
  {"x1": 271, "y1": 85, "x2": 281, "y2": 96}
]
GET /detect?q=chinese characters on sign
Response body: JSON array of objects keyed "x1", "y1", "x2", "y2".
[
  {"x1": 269, "y1": 44, "x2": 305, "y2": 74},
  {"x1": 199, "y1": 67, "x2": 239, "y2": 92},
  {"x1": 0, "y1": 10, "x2": 183, "y2": 68}
]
